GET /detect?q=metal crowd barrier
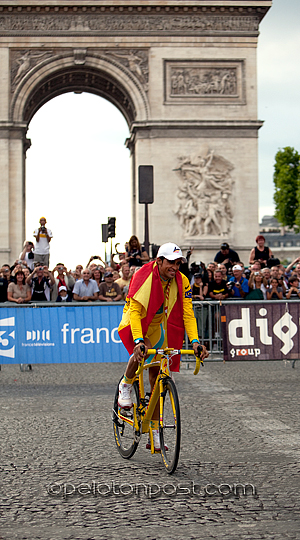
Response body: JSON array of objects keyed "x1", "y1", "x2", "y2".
[{"x1": 1, "y1": 299, "x2": 297, "y2": 366}]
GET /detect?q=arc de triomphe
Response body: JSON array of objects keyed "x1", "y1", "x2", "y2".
[{"x1": 0, "y1": 0, "x2": 271, "y2": 265}]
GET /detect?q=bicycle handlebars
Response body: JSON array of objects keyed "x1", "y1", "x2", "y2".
[{"x1": 135, "y1": 345, "x2": 204, "y2": 376}]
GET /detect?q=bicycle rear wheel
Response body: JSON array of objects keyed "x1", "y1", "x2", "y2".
[
  {"x1": 159, "y1": 378, "x2": 181, "y2": 474},
  {"x1": 112, "y1": 379, "x2": 140, "y2": 459}
]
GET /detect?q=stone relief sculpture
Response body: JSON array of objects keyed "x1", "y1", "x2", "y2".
[
  {"x1": 175, "y1": 148, "x2": 234, "y2": 237},
  {"x1": 11, "y1": 49, "x2": 53, "y2": 90},
  {"x1": 170, "y1": 67, "x2": 237, "y2": 97},
  {"x1": 0, "y1": 14, "x2": 260, "y2": 35},
  {"x1": 104, "y1": 49, "x2": 149, "y2": 89}
]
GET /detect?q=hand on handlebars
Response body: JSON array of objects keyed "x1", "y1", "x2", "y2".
[
  {"x1": 192, "y1": 342, "x2": 208, "y2": 360},
  {"x1": 133, "y1": 342, "x2": 148, "y2": 363}
]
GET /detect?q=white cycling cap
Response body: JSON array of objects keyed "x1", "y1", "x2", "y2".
[
  {"x1": 157, "y1": 242, "x2": 186, "y2": 263},
  {"x1": 232, "y1": 264, "x2": 242, "y2": 271}
]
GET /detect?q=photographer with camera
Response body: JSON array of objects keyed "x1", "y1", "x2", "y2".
[
  {"x1": 227, "y1": 264, "x2": 249, "y2": 299},
  {"x1": 19, "y1": 240, "x2": 35, "y2": 271},
  {"x1": 125, "y1": 235, "x2": 149, "y2": 268},
  {"x1": 51, "y1": 263, "x2": 75, "y2": 301},
  {"x1": 33, "y1": 217, "x2": 53, "y2": 268},
  {"x1": 26, "y1": 264, "x2": 55, "y2": 302}
]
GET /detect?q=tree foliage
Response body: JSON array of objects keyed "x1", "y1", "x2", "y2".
[{"x1": 273, "y1": 146, "x2": 300, "y2": 229}]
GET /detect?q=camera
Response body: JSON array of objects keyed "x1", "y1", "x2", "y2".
[
  {"x1": 39, "y1": 267, "x2": 43, "y2": 271},
  {"x1": 58, "y1": 266, "x2": 64, "y2": 271},
  {"x1": 226, "y1": 281, "x2": 234, "y2": 291},
  {"x1": 41, "y1": 226, "x2": 46, "y2": 233},
  {"x1": 254, "y1": 272, "x2": 260, "y2": 276}
]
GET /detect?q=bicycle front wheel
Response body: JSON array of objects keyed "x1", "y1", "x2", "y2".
[
  {"x1": 159, "y1": 378, "x2": 181, "y2": 474},
  {"x1": 112, "y1": 379, "x2": 140, "y2": 459}
]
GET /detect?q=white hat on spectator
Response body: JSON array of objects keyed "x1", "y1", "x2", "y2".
[
  {"x1": 59, "y1": 285, "x2": 67, "y2": 292},
  {"x1": 232, "y1": 264, "x2": 242, "y2": 271},
  {"x1": 157, "y1": 243, "x2": 186, "y2": 263}
]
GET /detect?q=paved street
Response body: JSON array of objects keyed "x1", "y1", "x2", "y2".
[{"x1": 0, "y1": 359, "x2": 300, "y2": 540}]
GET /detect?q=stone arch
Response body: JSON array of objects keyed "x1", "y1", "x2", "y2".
[{"x1": 11, "y1": 51, "x2": 149, "y2": 126}]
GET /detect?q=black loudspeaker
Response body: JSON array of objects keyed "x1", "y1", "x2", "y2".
[{"x1": 138, "y1": 165, "x2": 154, "y2": 204}]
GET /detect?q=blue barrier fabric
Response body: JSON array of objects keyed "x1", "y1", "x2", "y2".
[{"x1": 0, "y1": 304, "x2": 128, "y2": 364}]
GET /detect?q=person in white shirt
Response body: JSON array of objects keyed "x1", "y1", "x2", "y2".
[{"x1": 33, "y1": 217, "x2": 53, "y2": 268}]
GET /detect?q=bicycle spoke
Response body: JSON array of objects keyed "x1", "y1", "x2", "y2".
[
  {"x1": 112, "y1": 379, "x2": 140, "y2": 459},
  {"x1": 159, "y1": 378, "x2": 181, "y2": 474}
]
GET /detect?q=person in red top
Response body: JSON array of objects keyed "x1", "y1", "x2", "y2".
[{"x1": 118, "y1": 242, "x2": 208, "y2": 452}]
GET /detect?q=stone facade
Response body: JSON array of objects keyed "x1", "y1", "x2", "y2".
[{"x1": 0, "y1": 0, "x2": 272, "y2": 265}]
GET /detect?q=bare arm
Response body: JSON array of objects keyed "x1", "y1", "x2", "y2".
[
  {"x1": 285, "y1": 257, "x2": 300, "y2": 274},
  {"x1": 249, "y1": 248, "x2": 255, "y2": 265}
]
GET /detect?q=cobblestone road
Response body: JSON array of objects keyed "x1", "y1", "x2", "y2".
[{"x1": 0, "y1": 359, "x2": 300, "y2": 540}]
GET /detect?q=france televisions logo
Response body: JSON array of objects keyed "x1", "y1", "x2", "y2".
[{"x1": 0, "y1": 317, "x2": 15, "y2": 358}]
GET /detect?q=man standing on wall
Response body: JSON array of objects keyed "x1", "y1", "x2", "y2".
[{"x1": 33, "y1": 217, "x2": 53, "y2": 268}]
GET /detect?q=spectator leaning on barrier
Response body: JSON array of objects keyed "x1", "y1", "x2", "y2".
[
  {"x1": 214, "y1": 242, "x2": 240, "y2": 272},
  {"x1": 72, "y1": 268, "x2": 99, "y2": 302},
  {"x1": 98, "y1": 271, "x2": 122, "y2": 302},
  {"x1": 33, "y1": 217, "x2": 53, "y2": 268},
  {"x1": 286, "y1": 276, "x2": 300, "y2": 299},
  {"x1": 7, "y1": 270, "x2": 31, "y2": 304},
  {"x1": 228, "y1": 264, "x2": 249, "y2": 299},
  {"x1": 267, "y1": 278, "x2": 283, "y2": 300},
  {"x1": 19, "y1": 240, "x2": 35, "y2": 271},
  {"x1": 26, "y1": 264, "x2": 55, "y2": 302},
  {"x1": 56, "y1": 285, "x2": 72, "y2": 302},
  {"x1": 51, "y1": 264, "x2": 75, "y2": 301}
]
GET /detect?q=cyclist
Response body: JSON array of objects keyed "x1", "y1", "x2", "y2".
[{"x1": 118, "y1": 242, "x2": 208, "y2": 452}]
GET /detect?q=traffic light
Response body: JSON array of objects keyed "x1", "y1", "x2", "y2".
[
  {"x1": 102, "y1": 224, "x2": 108, "y2": 243},
  {"x1": 107, "y1": 217, "x2": 116, "y2": 238}
]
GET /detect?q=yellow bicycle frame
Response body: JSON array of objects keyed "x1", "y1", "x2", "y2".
[{"x1": 117, "y1": 348, "x2": 203, "y2": 454}]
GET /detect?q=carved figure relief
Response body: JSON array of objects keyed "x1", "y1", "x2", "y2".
[
  {"x1": 0, "y1": 14, "x2": 260, "y2": 35},
  {"x1": 165, "y1": 60, "x2": 244, "y2": 104},
  {"x1": 103, "y1": 49, "x2": 149, "y2": 90},
  {"x1": 170, "y1": 67, "x2": 237, "y2": 96},
  {"x1": 175, "y1": 147, "x2": 234, "y2": 237},
  {"x1": 11, "y1": 49, "x2": 53, "y2": 91}
]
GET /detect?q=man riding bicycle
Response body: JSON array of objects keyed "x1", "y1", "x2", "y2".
[{"x1": 118, "y1": 242, "x2": 208, "y2": 452}]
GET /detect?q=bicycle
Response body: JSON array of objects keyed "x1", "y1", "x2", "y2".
[{"x1": 112, "y1": 346, "x2": 203, "y2": 474}]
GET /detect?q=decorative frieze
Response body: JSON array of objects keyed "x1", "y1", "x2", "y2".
[
  {"x1": 0, "y1": 14, "x2": 260, "y2": 35},
  {"x1": 165, "y1": 60, "x2": 245, "y2": 104}
]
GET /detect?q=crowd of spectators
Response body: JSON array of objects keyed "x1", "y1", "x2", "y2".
[{"x1": 2, "y1": 231, "x2": 300, "y2": 305}]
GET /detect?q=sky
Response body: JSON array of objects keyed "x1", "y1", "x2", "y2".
[{"x1": 25, "y1": 0, "x2": 300, "y2": 269}]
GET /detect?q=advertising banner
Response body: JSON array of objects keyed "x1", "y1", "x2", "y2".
[
  {"x1": 221, "y1": 302, "x2": 300, "y2": 361},
  {"x1": 0, "y1": 304, "x2": 128, "y2": 364}
]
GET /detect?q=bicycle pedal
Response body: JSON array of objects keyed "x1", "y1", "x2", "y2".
[{"x1": 118, "y1": 407, "x2": 133, "y2": 418}]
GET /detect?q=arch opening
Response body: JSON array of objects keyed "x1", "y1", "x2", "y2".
[
  {"x1": 23, "y1": 66, "x2": 136, "y2": 126},
  {"x1": 25, "y1": 92, "x2": 132, "y2": 269}
]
